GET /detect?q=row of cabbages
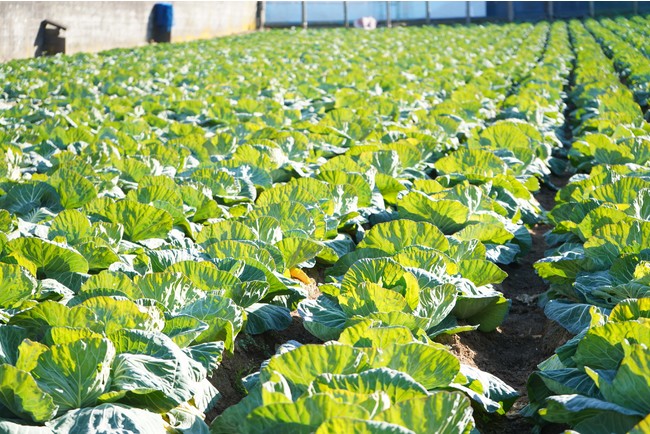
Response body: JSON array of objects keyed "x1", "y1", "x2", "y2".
[
  {"x1": 525, "y1": 19, "x2": 650, "y2": 434},
  {"x1": 1, "y1": 15, "x2": 648, "y2": 434},
  {"x1": 213, "y1": 21, "x2": 573, "y2": 434},
  {"x1": 0, "y1": 21, "x2": 556, "y2": 434}
]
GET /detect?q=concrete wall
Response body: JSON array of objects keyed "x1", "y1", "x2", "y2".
[{"x1": 0, "y1": 1, "x2": 257, "y2": 62}]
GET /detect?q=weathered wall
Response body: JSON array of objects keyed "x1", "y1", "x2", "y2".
[{"x1": 0, "y1": 2, "x2": 257, "y2": 62}]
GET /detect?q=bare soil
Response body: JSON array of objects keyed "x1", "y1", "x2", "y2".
[
  {"x1": 448, "y1": 181, "x2": 571, "y2": 434},
  {"x1": 206, "y1": 314, "x2": 321, "y2": 423}
]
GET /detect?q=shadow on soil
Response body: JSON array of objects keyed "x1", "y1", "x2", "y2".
[
  {"x1": 448, "y1": 178, "x2": 572, "y2": 434},
  {"x1": 206, "y1": 314, "x2": 322, "y2": 423}
]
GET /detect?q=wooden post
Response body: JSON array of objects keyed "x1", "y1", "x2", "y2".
[
  {"x1": 425, "y1": 1, "x2": 431, "y2": 25},
  {"x1": 589, "y1": 1, "x2": 595, "y2": 17},
  {"x1": 386, "y1": 1, "x2": 392, "y2": 28},
  {"x1": 465, "y1": 1, "x2": 470, "y2": 24},
  {"x1": 507, "y1": 1, "x2": 514, "y2": 22},
  {"x1": 343, "y1": 1, "x2": 349, "y2": 28},
  {"x1": 256, "y1": 1, "x2": 265, "y2": 30},
  {"x1": 301, "y1": 1, "x2": 307, "y2": 29}
]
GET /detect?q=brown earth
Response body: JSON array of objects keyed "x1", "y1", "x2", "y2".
[
  {"x1": 205, "y1": 314, "x2": 322, "y2": 423},
  {"x1": 447, "y1": 180, "x2": 572, "y2": 434}
]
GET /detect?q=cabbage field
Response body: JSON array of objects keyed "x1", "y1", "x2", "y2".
[{"x1": 0, "y1": 15, "x2": 649, "y2": 434}]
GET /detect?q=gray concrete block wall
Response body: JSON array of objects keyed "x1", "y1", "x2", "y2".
[{"x1": 0, "y1": 1, "x2": 257, "y2": 62}]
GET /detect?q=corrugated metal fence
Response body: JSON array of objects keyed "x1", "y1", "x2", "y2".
[{"x1": 263, "y1": 1, "x2": 650, "y2": 28}]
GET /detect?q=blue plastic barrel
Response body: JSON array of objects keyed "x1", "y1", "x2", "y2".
[{"x1": 153, "y1": 3, "x2": 174, "y2": 32}]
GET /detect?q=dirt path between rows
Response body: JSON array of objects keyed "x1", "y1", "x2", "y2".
[
  {"x1": 206, "y1": 314, "x2": 322, "y2": 423},
  {"x1": 449, "y1": 176, "x2": 571, "y2": 434}
]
